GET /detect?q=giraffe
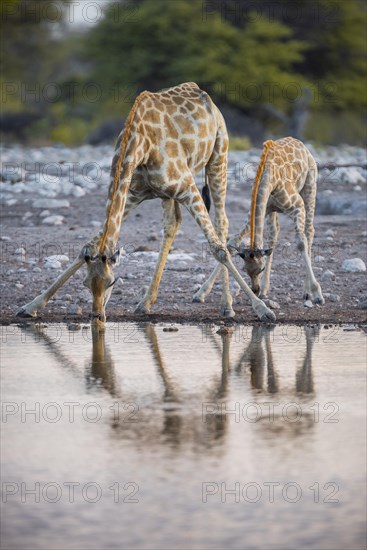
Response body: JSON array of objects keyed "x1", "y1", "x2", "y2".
[
  {"x1": 193, "y1": 136, "x2": 325, "y2": 306},
  {"x1": 17, "y1": 83, "x2": 276, "y2": 327}
]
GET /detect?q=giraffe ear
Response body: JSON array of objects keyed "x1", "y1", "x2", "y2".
[
  {"x1": 82, "y1": 246, "x2": 92, "y2": 263},
  {"x1": 262, "y1": 248, "x2": 273, "y2": 257},
  {"x1": 110, "y1": 249, "x2": 122, "y2": 266}
]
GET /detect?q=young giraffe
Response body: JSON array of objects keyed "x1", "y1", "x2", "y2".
[
  {"x1": 17, "y1": 83, "x2": 275, "y2": 326},
  {"x1": 193, "y1": 137, "x2": 324, "y2": 305}
]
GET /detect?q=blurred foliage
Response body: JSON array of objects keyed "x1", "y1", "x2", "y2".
[
  {"x1": 228, "y1": 136, "x2": 252, "y2": 151},
  {"x1": 1, "y1": 0, "x2": 366, "y2": 146}
]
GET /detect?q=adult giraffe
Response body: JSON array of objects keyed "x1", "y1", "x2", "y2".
[{"x1": 17, "y1": 83, "x2": 275, "y2": 327}]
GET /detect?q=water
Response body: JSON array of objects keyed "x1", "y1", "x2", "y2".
[{"x1": 1, "y1": 323, "x2": 366, "y2": 550}]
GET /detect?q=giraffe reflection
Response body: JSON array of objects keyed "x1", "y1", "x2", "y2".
[{"x1": 233, "y1": 325, "x2": 317, "y2": 395}]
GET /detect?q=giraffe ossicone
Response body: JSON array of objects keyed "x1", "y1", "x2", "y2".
[{"x1": 17, "y1": 82, "x2": 276, "y2": 326}]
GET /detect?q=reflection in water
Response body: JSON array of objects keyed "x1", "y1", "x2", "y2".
[
  {"x1": 20, "y1": 323, "x2": 319, "y2": 448},
  {"x1": 4, "y1": 323, "x2": 366, "y2": 550}
]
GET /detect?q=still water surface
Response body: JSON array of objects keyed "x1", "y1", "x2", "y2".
[{"x1": 1, "y1": 323, "x2": 366, "y2": 549}]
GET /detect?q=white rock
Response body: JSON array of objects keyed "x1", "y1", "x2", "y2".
[
  {"x1": 6, "y1": 199, "x2": 18, "y2": 206},
  {"x1": 33, "y1": 267, "x2": 42, "y2": 273},
  {"x1": 354, "y1": 185, "x2": 362, "y2": 191},
  {"x1": 71, "y1": 186, "x2": 86, "y2": 198},
  {"x1": 360, "y1": 231, "x2": 367, "y2": 237},
  {"x1": 230, "y1": 281, "x2": 241, "y2": 297},
  {"x1": 42, "y1": 215, "x2": 64, "y2": 225},
  {"x1": 45, "y1": 260, "x2": 62, "y2": 269},
  {"x1": 15, "y1": 247, "x2": 26, "y2": 255},
  {"x1": 314, "y1": 255, "x2": 325, "y2": 262},
  {"x1": 195, "y1": 273, "x2": 207, "y2": 284},
  {"x1": 33, "y1": 198, "x2": 70, "y2": 209},
  {"x1": 322, "y1": 269, "x2": 336, "y2": 281},
  {"x1": 91, "y1": 221, "x2": 102, "y2": 228},
  {"x1": 40, "y1": 210, "x2": 50, "y2": 217},
  {"x1": 0, "y1": 236, "x2": 11, "y2": 241},
  {"x1": 45, "y1": 254, "x2": 69, "y2": 265},
  {"x1": 324, "y1": 229, "x2": 335, "y2": 237},
  {"x1": 303, "y1": 300, "x2": 313, "y2": 308},
  {"x1": 15, "y1": 283, "x2": 24, "y2": 289},
  {"x1": 342, "y1": 258, "x2": 366, "y2": 272}
]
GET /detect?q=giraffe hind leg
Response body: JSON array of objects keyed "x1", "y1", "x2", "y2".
[{"x1": 134, "y1": 199, "x2": 182, "y2": 314}]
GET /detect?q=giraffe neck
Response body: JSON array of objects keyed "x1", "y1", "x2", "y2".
[
  {"x1": 99, "y1": 91, "x2": 149, "y2": 255},
  {"x1": 250, "y1": 140, "x2": 274, "y2": 249}
]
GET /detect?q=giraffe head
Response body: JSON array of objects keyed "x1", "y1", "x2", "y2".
[
  {"x1": 82, "y1": 246, "x2": 122, "y2": 328},
  {"x1": 236, "y1": 245, "x2": 272, "y2": 295}
]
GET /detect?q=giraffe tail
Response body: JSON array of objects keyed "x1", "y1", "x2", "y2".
[{"x1": 201, "y1": 175, "x2": 211, "y2": 212}]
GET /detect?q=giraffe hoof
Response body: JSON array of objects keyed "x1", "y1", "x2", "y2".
[
  {"x1": 192, "y1": 294, "x2": 205, "y2": 303},
  {"x1": 255, "y1": 303, "x2": 276, "y2": 322},
  {"x1": 134, "y1": 302, "x2": 151, "y2": 314},
  {"x1": 221, "y1": 307, "x2": 236, "y2": 318},
  {"x1": 260, "y1": 310, "x2": 277, "y2": 322},
  {"x1": 16, "y1": 306, "x2": 37, "y2": 318}
]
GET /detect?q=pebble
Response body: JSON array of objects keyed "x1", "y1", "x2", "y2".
[
  {"x1": 33, "y1": 267, "x2": 42, "y2": 273},
  {"x1": 342, "y1": 258, "x2": 366, "y2": 272},
  {"x1": 314, "y1": 255, "x2": 325, "y2": 262},
  {"x1": 40, "y1": 210, "x2": 50, "y2": 217},
  {"x1": 329, "y1": 294, "x2": 341, "y2": 302},
  {"x1": 45, "y1": 260, "x2": 62, "y2": 269},
  {"x1": 195, "y1": 273, "x2": 207, "y2": 284},
  {"x1": 67, "y1": 304, "x2": 82, "y2": 315},
  {"x1": 42, "y1": 215, "x2": 64, "y2": 225},
  {"x1": 15, "y1": 283, "x2": 24, "y2": 289},
  {"x1": 324, "y1": 229, "x2": 335, "y2": 237},
  {"x1": 33, "y1": 198, "x2": 70, "y2": 209},
  {"x1": 148, "y1": 233, "x2": 158, "y2": 241},
  {"x1": 360, "y1": 231, "x2": 367, "y2": 237},
  {"x1": 45, "y1": 255, "x2": 69, "y2": 265},
  {"x1": 263, "y1": 299, "x2": 280, "y2": 309},
  {"x1": 303, "y1": 300, "x2": 313, "y2": 308},
  {"x1": 321, "y1": 269, "x2": 336, "y2": 281},
  {"x1": 68, "y1": 323, "x2": 81, "y2": 331},
  {"x1": 91, "y1": 220, "x2": 102, "y2": 228},
  {"x1": 230, "y1": 281, "x2": 241, "y2": 297},
  {"x1": 0, "y1": 236, "x2": 11, "y2": 241}
]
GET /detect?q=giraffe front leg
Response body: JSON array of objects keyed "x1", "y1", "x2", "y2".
[
  {"x1": 205, "y1": 164, "x2": 234, "y2": 318},
  {"x1": 259, "y1": 212, "x2": 279, "y2": 299},
  {"x1": 134, "y1": 200, "x2": 182, "y2": 314},
  {"x1": 179, "y1": 180, "x2": 276, "y2": 322},
  {"x1": 288, "y1": 201, "x2": 324, "y2": 305}
]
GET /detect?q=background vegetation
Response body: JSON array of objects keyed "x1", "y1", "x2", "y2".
[{"x1": 1, "y1": 0, "x2": 366, "y2": 146}]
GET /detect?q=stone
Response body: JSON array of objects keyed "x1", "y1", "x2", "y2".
[
  {"x1": 45, "y1": 260, "x2": 62, "y2": 269},
  {"x1": 67, "y1": 304, "x2": 82, "y2": 315},
  {"x1": 32, "y1": 267, "x2": 42, "y2": 273},
  {"x1": 303, "y1": 300, "x2": 313, "y2": 308},
  {"x1": 45, "y1": 254, "x2": 69, "y2": 265},
  {"x1": 324, "y1": 229, "x2": 335, "y2": 237},
  {"x1": 321, "y1": 269, "x2": 336, "y2": 281},
  {"x1": 15, "y1": 283, "x2": 24, "y2": 289},
  {"x1": 329, "y1": 294, "x2": 340, "y2": 302},
  {"x1": 40, "y1": 210, "x2": 50, "y2": 217},
  {"x1": 314, "y1": 255, "x2": 325, "y2": 262},
  {"x1": 91, "y1": 221, "x2": 102, "y2": 228},
  {"x1": 342, "y1": 258, "x2": 366, "y2": 272},
  {"x1": 263, "y1": 298, "x2": 280, "y2": 309},
  {"x1": 42, "y1": 215, "x2": 64, "y2": 225},
  {"x1": 33, "y1": 198, "x2": 70, "y2": 209}
]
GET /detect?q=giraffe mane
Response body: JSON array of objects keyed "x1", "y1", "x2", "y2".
[
  {"x1": 99, "y1": 90, "x2": 150, "y2": 255},
  {"x1": 249, "y1": 140, "x2": 275, "y2": 249}
]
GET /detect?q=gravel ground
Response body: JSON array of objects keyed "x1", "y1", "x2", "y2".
[{"x1": 1, "y1": 144, "x2": 366, "y2": 326}]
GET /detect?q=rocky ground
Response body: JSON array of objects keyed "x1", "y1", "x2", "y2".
[{"x1": 1, "y1": 143, "x2": 366, "y2": 327}]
